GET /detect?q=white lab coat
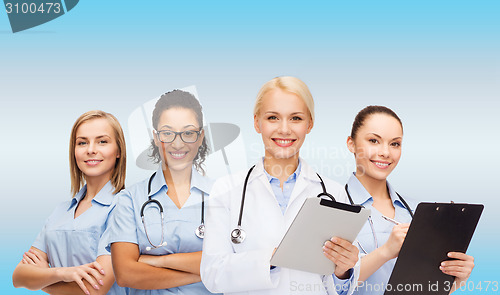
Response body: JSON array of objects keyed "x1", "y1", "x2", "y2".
[{"x1": 201, "y1": 158, "x2": 360, "y2": 295}]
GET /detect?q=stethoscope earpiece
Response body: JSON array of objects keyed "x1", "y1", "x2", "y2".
[{"x1": 145, "y1": 241, "x2": 167, "y2": 252}]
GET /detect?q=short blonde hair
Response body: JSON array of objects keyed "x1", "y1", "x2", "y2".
[
  {"x1": 69, "y1": 110, "x2": 126, "y2": 197},
  {"x1": 253, "y1": 76, "x2": 315, "y2": 122}
]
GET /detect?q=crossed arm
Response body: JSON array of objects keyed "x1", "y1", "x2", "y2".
[
  {"x1": 110, "y1": 242, "x2": 201, "y2": 289},
  {"x1": 12, "y1": 247, "x2": 115, "y2": 295}
]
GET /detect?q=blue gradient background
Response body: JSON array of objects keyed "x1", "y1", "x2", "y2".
[{"x1": 1, "y1": 1, "x2": 499, "y2": 294}]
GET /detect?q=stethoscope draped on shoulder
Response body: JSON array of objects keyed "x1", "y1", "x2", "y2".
[
  {"x1": 344, "y1": 183, "x2": 413, "y2": 254},
  {"x1": 141, "y1": 172, "x2": 206, "y2": 251},
  {"x1": 230, "y1": 165, "x2": 336, "y2": 244}
]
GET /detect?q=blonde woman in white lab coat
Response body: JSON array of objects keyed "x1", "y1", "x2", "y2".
[{"x1": 201, "y1": 76, "x2": 360, "y2": 295}]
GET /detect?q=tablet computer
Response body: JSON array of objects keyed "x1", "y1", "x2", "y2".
[{"x1": 270, "y1": 197, "x2": 371, "y2": 275}]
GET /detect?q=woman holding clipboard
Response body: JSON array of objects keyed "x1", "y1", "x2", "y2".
[
  {"x1": 201, "y1": 76, "x2": 360, "y2": 295},
  {"x1": 344, "y1": 105, "x2": 475, "y2": 295}
]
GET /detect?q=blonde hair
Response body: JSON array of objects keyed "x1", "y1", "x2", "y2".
[
  {"x1": 69, "y1": 110, "x2": 126, "y2": 197},
  {"x1": 253, "y1": 76, "x2": 315, "y2": 122}
]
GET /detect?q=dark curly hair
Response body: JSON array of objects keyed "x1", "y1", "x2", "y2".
[{"x1": 150, "y1": 90, "x2": 209, "y2": 174}]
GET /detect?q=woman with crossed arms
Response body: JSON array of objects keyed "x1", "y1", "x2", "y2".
[{"x1": 13, "y1": 110, "x2": 128, "y2": 295}]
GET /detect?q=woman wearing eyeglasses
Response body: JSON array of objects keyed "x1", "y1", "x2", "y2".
[
  {"x1": 12, "y1": 110, "x2": 128, "y2": 295},
  {"x1": 344, "y1": 106, "x2": 475, "y2": 295},
  {"x1": 106, "y1": 90, "x2": 216, "y2": 295}
]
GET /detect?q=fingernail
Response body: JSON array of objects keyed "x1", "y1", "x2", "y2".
[
  {"x1": 94, "y1": 285, "x2": 99, "y2": 289},
  {"x1": 85, "y1": 291, "x2": 90, "y2": 295},
  {"x1": 99, "y1": 280, "x2": 104, "y2": 285},
  {"x1": 331, "y1": 237, "x2": 337, "y2": 243},
  {"x1": 448, "y1": 252, "x2": 452, "y2": 257},
  {"x1": 441, "y1": 262, "x2": 445, "y2": 266},
  {"x1": 324, "y1": 241, "x2": 328, "y2": 246},
  {"x1": 322, "y1": 246, "x2": 326, "y2": 250},
  {"x1": 100, "y1": 269, "x2": 105, "y2": 275}
]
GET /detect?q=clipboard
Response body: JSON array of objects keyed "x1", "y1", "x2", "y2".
[
  {"x1": 384, "y1": 202, "x2": 483, "y2": 295},
  {"x1": 270, "y1": 197, "x2": 371, "y2": 275}
]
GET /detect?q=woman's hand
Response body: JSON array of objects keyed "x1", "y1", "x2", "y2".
[
  {"x1": 379, "y1": 223, "x2": 410, "y2": 260},
  {"x1": 323, "y1": 237, "x2": 359, "y2": 279},
  {"x1": 55, "y1": 262, "x2": 105, "y2": 295},
  {"x1": 440, "y1": 252, "x2": 474, "y2": 294},
  {"x1": 22, "y1": 248, "x2": 50, "y2": 268}
]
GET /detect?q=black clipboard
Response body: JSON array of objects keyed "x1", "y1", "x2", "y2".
[{"x1": 384, "y1": 202, "x2": 483, "y2": 295}]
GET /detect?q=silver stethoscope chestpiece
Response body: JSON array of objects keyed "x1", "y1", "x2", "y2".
[
  {"x1": 231, "y1": 227, "x2": 246, "y2": 244},
  {"x1": 195, "y1": 224, "x2": 205, "y2": 239}
]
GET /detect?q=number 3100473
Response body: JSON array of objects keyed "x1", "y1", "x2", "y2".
[{"x1": 5, "y1": 2, "x2": 62, "y2": 14}]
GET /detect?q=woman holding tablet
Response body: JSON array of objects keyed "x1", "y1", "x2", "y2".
[
  {"x1": 345, "y1": 105, "x2": 475, "y2": 295},
  {"x1": 12, "y1": 110, "x2": 128, "y2": 295},
  {"x1": 107, "y1": 90, "x2": 215, "y2": 294},
  {"x1": 201, "y1": 76, "x2": 360, "y2": 295}
]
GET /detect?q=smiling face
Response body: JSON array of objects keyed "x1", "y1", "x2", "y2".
[
  {"x1": 153, "y1": 107, "x2": 204, "y2": 173},
  {"x1": 254, "y1": 88, "x2": 313, "y2": 162},
  {"x1": 347, "y1": 113, "x2": 403, "y2": 182},
  {"x1": 74, "y1": 118, "x2": 120, "y2": 182}
]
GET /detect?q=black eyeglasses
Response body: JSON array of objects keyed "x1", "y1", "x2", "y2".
[{"x1": 155, "y1": 128, "x2": 202, "y2": 143}]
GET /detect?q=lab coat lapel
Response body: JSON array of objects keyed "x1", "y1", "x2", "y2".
[
  {"x1": 251, "y1": 160, "x2": 277, "y2": 203},
  {"x1": 287, "y1": 173, "x2": 308, "y2": 208},
  {"x1": 287, "y1": 159, "x2": 318, "y2": 210}
]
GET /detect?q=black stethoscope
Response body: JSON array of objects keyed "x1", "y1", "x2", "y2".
[
  {"x1": 344, "y1": 183, "x2": 413, "y2": 254},
  {"x1": 140, "y1": 172, "x2": 205, "y2": 251},
  {"x1": 230, "y1": 165, "x2": 336, "y2": 244}
]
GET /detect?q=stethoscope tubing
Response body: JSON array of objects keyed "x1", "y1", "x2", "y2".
[
  {"x1": 141, "y1": 172, "x2": 206, "y2": 250},
  {"x1": 231, "y1": 165, "x2": 335, "y2": 244},
  {"x1": 344, "y1": 183, "x2": 413, "y2": 254}
]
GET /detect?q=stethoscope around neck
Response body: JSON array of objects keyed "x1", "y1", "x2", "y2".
[
  {"x1": 230, "y1": 165, "x2": 336, "y2": 244},
  {"x1": 344, "y1": 183, "x2": 413, "y2": 254},
  {"x1": 140, "y1": 172, "x2": 205, "y2": 251}
]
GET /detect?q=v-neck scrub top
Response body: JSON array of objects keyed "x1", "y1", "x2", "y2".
[
  {"x1": 106, "y1": 166, "x2": 216, "y2": 295},
  {"x1": 345, "y1": 174, "x2": 416, "y2": 295},
  {"x1": 32, "y1": 181, "x2": 127, "y2": 295}
]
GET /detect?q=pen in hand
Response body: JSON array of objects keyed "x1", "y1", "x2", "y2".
[{"x1": 382, "y1": 215, "x2": 401, "y2": 225}]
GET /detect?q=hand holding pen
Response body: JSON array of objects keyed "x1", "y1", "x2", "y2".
[{"x1": 379, "y1": 217, "x2": 411, "y2": 260}]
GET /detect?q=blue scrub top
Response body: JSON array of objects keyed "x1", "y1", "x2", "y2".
[
  {"x1": 32, "y1": 181, "x2": 127, "y2": 295},
  {"x1": 346, "y1": 174, "x2": 416, "y2": 295},
  {"x1": 106, "y1": 165, "x2": 216, "y2": 295}
]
